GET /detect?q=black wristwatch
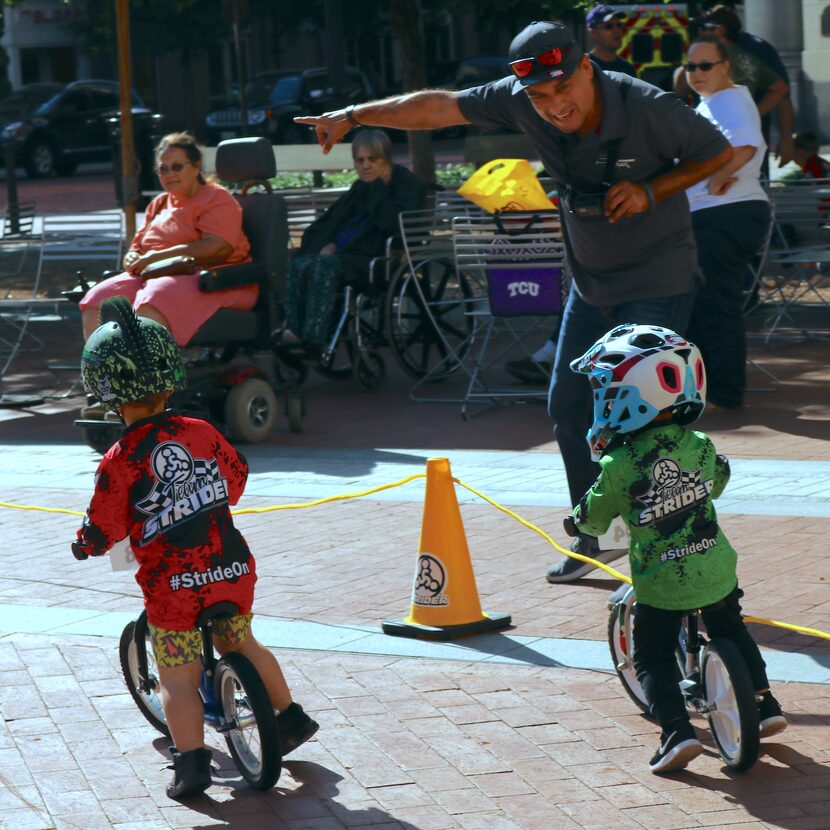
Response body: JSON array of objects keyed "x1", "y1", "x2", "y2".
[{"x1": 345, "y1": 105, "x2": 361, "y2": 127}]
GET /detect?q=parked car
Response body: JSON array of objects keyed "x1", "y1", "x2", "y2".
[
  {"x1": 205, "y1": 67, "x2": 374, "y2": 145},
  {"x1": 0, "y1": 82, "x2": 64, "y2": 131},
  {"x1": 0, "y1": 79, "x2": 148, "y2": 178},
  {"x1": 430, "y1": 57, "x2": 511, "y2": 139}
]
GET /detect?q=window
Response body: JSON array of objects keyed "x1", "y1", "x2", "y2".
[{"x1": 90, "y1": 88, "x2": 119, "y2": 110}]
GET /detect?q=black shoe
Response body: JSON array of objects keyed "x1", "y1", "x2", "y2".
[
  {"x1": 758, "y1": 692, "x2": 787, "y2": 738},
  {"x1": 504, "y1": 357, "x2": 551, "y2": 385},
  {"x1": 545, "y1": 535, "x2": 627, "y2": 583},
  {"x1": 277, "y1": 702, "x2": 319, "y2": 756},
  {"x1": 648, "y1": 723, "x2": 703, "y2": 773},
  {"x1": 166, "y1": 746, "x2": 212, "y2": 799}
]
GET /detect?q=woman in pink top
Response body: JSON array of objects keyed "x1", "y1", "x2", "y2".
[{"x1": 80, "y1": 132, "x2": 256, "y2": 345}]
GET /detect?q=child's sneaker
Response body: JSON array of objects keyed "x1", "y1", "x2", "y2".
[
  {"x1": 758, "y1": 692, "x2": 788, "y2": 738},
  {"x1": 649, "y1": 722, "x2": 703, "y2": 773},
  {"x1": 277, "y1": 702, "x2": 319, "y2": 756}
]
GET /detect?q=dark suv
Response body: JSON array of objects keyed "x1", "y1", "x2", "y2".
[
  {"x1": 1, "y1": 79, "x2": 149, "y2": 178},
  {"x1": 205, "y1": 67, "x2": 373, "y2": 145}
]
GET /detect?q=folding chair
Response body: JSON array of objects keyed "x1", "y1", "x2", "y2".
[
  {"x1": 409, "y1": 210, "x2": 565, "y2": 418},
  {"x1": 0, "y1": 210, "x2": 124, "y2": 405},
  {"x1": 760, "y1": 178, "x2": 830, "y2": 342}
]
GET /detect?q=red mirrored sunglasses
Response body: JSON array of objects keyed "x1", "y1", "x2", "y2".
[{"x1": 510, "y1": 45, "x2": 571, "y2": 79}]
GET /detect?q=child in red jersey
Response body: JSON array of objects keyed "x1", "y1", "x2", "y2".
[{"x1": 73, "y1": 297, "x2": 317, "y2": 798}]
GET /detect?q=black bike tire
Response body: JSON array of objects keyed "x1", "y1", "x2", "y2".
[
  {"x1": 607, "y1": 603, "x2": 651, "y2": 715},
  {"x1": 118, "y1": 619, "x2": 171, "y2": 737},
  {"x1": 702, "y1": 637, "x2": 760, "y2": 771},
  {"x1": 214, "y1": 652, "x2": 282, "y2": 789}
]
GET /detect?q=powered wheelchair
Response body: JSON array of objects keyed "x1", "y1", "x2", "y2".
[{"x1": 74, "y1": 136, "x2": 305, "y2": 454}]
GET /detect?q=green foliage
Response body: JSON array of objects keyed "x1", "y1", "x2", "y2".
[{"x1": 265, "y1": 163, "x2": 472, "y2": 190}]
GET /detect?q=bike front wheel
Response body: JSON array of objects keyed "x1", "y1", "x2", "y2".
[
  {"x1": 702, "y1": 638, "x2": 760, "y2": 771},
  {"x1": 119, "y1": 618, "x2": 170, "y2": 737},
  {"x1": 214, "y1": 652, "x2": 282, "y2": 789}
]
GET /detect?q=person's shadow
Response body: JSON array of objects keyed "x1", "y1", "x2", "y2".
[
  {"x1": 682, "y1": 739, "x2": 830, "y2": 829},
  {"x1": 153, "y1": 738, "x2": 421, "y2": 827}
]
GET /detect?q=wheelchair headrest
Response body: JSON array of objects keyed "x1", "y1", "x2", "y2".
[{"x1": 215, "y1": 137, "x2": 276, "y2": 183}]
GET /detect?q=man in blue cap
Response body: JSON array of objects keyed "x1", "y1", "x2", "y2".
[
  {"x1": 295, "y1": 21, "x2": 732, "y2": 583},
  {"x1": 586, "y1": 3, "x2": 637, "y2": 76}
]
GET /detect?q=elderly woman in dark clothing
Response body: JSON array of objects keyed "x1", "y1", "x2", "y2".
[{"x1": 282, "y1": 129, "x2": 425, "y2": 349}]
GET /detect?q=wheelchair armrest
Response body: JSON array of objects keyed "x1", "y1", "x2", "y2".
[{"x1": 198, "y1": 261, "x2": 263, "y2": 292}]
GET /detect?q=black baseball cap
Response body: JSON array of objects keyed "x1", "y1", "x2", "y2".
[{"x1": 508, "y1": 22, "x2": 584, "y2": 87}]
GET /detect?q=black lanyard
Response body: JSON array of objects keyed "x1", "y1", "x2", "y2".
[{"x1": 556, "y1": 75, "x2": 631, "y2": 195}]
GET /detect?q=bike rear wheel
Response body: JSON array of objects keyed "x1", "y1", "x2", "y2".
[
  {"x1": 702, "y1": 638, "x2": 760, "y2": 771},
  {"x1": 607, "y1": 595, "x2": 650, "y2": 715},
  {"x1": 119, "y1": 618, "x2": 170, "y2": 737},
  {"x1": 214, "y1": 652, "x2": 282, "y2": 789}
]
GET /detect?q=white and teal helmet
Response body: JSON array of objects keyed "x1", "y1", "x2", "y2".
[
  {"x1": 81, "y1": 296, "x2": 186, "y2": 411},
  {"x1": 570, "y1": 324, "x2": 706, "y2": 460}
]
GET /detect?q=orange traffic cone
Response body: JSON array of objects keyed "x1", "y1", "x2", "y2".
[{"x1": 382, "y1": 457, "x2": 511, "y2": 641}]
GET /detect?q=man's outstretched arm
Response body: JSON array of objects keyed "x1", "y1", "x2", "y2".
[{"x1": 294, "y1": 90, "x2": 471, "y2": 153}]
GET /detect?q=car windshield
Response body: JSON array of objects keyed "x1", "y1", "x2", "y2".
[
  {"x1": 265, "y1": 76, "x2": 302, "y2": 105},
  {"x1": 0, "y1": 86, "x2": 62, "y2": 116},
  {"x1": 34, "y1": 91, "x2": 66, "y2": 116}
]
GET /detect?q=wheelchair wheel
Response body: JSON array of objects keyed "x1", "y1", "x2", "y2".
[
  {"x1": 215, "y1": 652, "x2": 281, "y2": 790},
  {"x1": 119, "y1": 619, "x2": 170, "y2": 737},
  {"x1": 386, "y1": 257, "x2": 475, "y2": 381},
  {"x1": 284, "y1": 391, "x2": 304, "y2": 433},
  {"x1": 224, "y1": 378, "x2": 278, "y2": 443},
  {"x1": 354, "y1": 350, "x2": 385, "y2": 391},
  {"x1": 702, "y1": 638, "x2": 760, "y2": 771}
]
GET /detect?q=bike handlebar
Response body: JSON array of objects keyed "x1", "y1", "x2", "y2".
[{"x1": 563, "y1": 515, "x2": 579, "y2": 538}]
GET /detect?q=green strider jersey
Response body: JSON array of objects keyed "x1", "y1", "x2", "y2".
[{"x1": 573, "y1": 422, "x2": 737, "y2": 610}]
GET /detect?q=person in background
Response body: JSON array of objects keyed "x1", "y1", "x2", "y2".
[
  {"x1": 676, "y1": 3, "x2": 793, "y2": 170},
  {"x1": 281, "y1": 128, "x2": 425, "y2": 352},
  {"x1": 585, "y1": 3, "x2": 637, "y2": 77},
  {"x1": 684, "y1": 35, "x2": 770, "y2": 412},
  {"x1": 792, "y1": 130, "x2": 830, "y2": 179},
  {"x1": 80, "y1": 132, "x2": 253, "y2": 345},
  {"x1": 294, "y1": 21, "x2": 733, "y2": 584}
]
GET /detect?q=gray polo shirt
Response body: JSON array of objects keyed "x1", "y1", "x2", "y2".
[{"x1": 457, "y1": 68, "x2": 730, "y2": 305}]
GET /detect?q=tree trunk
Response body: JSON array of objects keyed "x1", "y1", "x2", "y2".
[{"x1": 387, "y1": 0, "x2": 436, "y2": 185}]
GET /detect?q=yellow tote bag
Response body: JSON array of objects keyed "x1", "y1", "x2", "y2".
[{"x1": 457, "y1": 158, "x2": 554, "y2": 213}]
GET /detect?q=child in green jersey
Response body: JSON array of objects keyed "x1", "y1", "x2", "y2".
[{"x1": 569, "y1": 323, "x2": 786, "y2": 773}]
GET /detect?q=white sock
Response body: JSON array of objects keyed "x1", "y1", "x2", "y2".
[{"x1": 532, "y1": 340, "x2": 556, "y2": 362}]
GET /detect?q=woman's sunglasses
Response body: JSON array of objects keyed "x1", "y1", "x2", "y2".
[
  {"x1": 156, "y1": 161, "x2": 191, "y2": 175},
  {"x1": 683, "y1": 59, "x2": 726, "y2": 73},
  {"x1": 510, "y1": 45, "x2": 571, "y2": 79}
]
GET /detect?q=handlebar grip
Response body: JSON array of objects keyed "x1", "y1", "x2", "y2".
[
  {"x1": 71, "y1": 542, "x2": 89, "y2": 560},
  {"x1": 563, "y1": 515, "x2": 579, "y2": 538}
]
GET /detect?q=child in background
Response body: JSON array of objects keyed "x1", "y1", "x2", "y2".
[
  {"x1": 792, "y1": 130, "x2": 830, "y2": 179},
  {"x1": 73, "y1": 297, "x2": 317, "y2": 798},
  {"x1": 568, "y1": 324, "x2": 786, "y2": 773}
]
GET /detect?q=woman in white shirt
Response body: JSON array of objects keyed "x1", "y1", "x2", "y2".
[{"x1": 685, "y1": 35, "x2": 770, "y2": 411}]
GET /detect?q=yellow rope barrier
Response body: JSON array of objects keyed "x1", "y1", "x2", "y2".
[{"x1": 2, "y1": 474, "x2": 829, "y2": 643}]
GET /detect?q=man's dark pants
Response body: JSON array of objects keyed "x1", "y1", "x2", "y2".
[
  {"x1": 632, "y1": 586, "x2": 770, "y2": 728},
  {"x1": 547, "y1": 286, "x2": 695, "y2": 508},
  {"x1": 687, "y1": 201, "x2": 771, "y2": 409}
]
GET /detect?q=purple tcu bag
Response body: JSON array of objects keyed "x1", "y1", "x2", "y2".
[{"x1": 485, "y1": 213, "x2": 563, "y2": 317}]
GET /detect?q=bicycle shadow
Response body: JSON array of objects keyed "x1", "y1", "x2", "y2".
[
  {"x1": 684, "y1": 741, "x2": 830, "y2": 829},
  {"x1": 151, "y1": 738, "x2": 419, "y2": 827}
]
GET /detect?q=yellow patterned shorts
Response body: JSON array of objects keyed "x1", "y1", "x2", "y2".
[{"x1": 148, "y1": 613, "x2": 253, "y2": 668}]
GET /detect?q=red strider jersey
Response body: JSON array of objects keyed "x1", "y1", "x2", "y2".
[{"x1": 75, "y1": 411, "x2": 256, "y2": 630}]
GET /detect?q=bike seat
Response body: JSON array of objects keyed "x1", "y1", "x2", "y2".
[{"x1": 196, "y1": 601, "x2": 241, "y2": 627}]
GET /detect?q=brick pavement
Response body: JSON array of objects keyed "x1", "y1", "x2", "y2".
[{"x1": 1, "y1": 272, "x2": 829, "y2": 827}]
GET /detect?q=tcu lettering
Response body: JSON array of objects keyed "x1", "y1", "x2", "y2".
[{"x1": 507, "y1": 280, "x2": 540, "y2": 297}]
